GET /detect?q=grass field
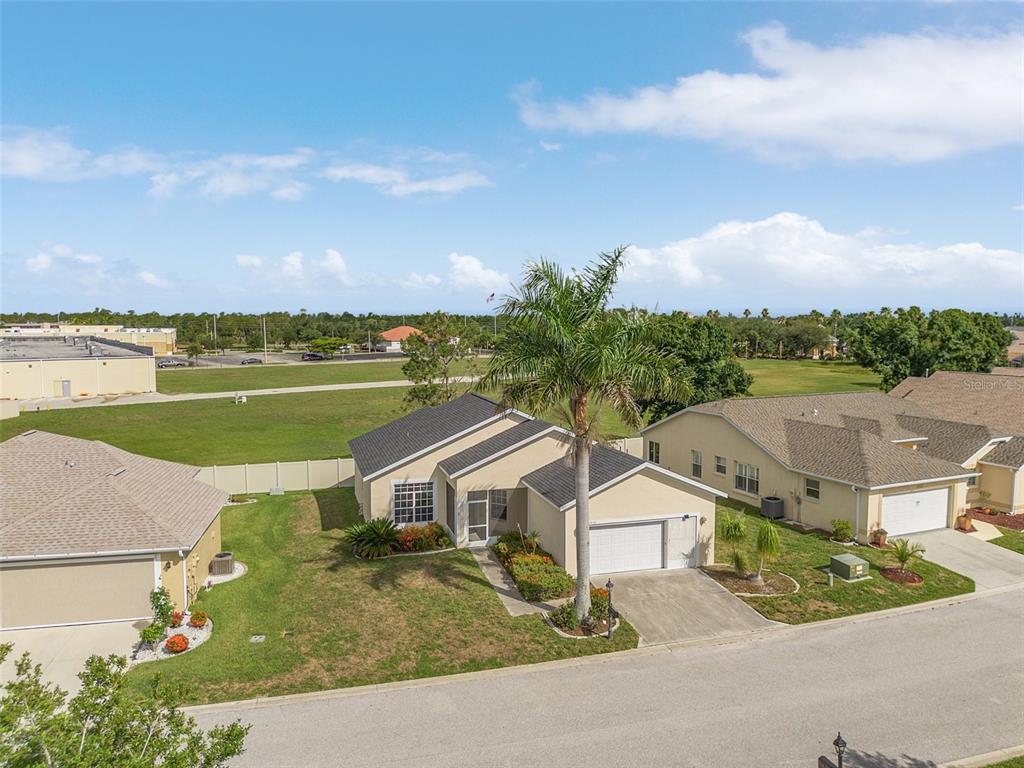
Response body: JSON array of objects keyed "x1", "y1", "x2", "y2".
[
  {"x1": 156, "y1": 358, "x2": 477, "y2": 394},
  {"x1": 990, "y1": 526, "x2": 1024, "y2": 555},
  {"x1": 0, "y1": 386, "x2": 632, "y2": 465},
  {"x1": 123, "y1": 489, "x2": 637, "y2": 705},
  {"x1": 739, "y1": 359, "x2": 879, "y2": 395}
]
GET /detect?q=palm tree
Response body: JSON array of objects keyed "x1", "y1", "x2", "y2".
[
  {"x1": 889, "y1": 538, "x2": 925, "y2": 575},
  {"x1": 742, "y1": 308, "x2": 751, "y2": 319},
  {"x1": 480, "y1": 248, "x2": 689, "y2": 620},
  {"x1": 751, "y1": 519, "x2": 781, "y2": 585},
  {"x1": 720, "y1": 511, "x2": 748, "y2": 576},
  {"x1": 760, "y1": 308, "x2": 770, "y2": 320}
]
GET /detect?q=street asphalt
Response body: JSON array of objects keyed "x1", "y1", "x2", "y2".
[{"x1": 193, "y1": 586, "x2": 1024, "y2": 768}]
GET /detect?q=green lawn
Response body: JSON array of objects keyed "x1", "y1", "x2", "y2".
[
  {"x1": 982, "y1": 758, "x2": 1024, "y2": 768},
  {"x1": 1, "y1": 387, "x2": 632, "y2": 465},
  {"x1": 739, "y1": 359, "x2": 880, "y2": 396},
  {"x1": 123, "y1": 489, "x2": 637, "y2": 705},
  {"x1": 712, "y1": 499, "x2": 974, "y2": 623},
  {"x1": 990, "y1": 526, "x2": 1024, "y2": 555},
  {"x1": 157, "y1": 358, "x2": 478, "y2": 394}
]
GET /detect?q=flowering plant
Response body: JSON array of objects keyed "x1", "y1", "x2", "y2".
[
  {"x1": 188, "y1": 610, "x2": 209, "y2": 628},
  {"x1": 165, "y1": 634, "x2": 189, "y2": 654},
  {"x1": 170, "y1": 611, "x2": 185, "y2": 628}
]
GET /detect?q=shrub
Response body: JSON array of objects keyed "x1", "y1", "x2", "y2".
[
  {"x1": 170, "y1": 611, "x2": 185, "y2": 628},
  {"x1": 890, "y1": 538, "x2": 926, "y2": 574},
  {"x1": 149, "y1": 587, "x2": 175, "y2": 627},
  {"x1": 139, "y1": 623, "x2": 165, "y2": 646},
  {"x1": 551, "y1": 587, "x2": 610, "y2": 631},
  {"x1": 395, "y1": 522, "x2": 451, "y2": 552},
  {"x1": 731, "y1": 549, "x2": 750, "y2": 577},
  {"x1": 165, "y1": 634, "x2": 189, "y2": 654},
  {"x1": 831, "y1": 519, "x2": 854, "y2": 542},
  {"x1": 343, "y1": 518, "x2": 400, "y2": 558},
  {"x1": 507, "y1": 553, "x2": 575, "y2": 601},
  {"x1": 188, "y1": 610, "x2": 209, "y2": 628}
]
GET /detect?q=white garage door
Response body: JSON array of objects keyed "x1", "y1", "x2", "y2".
[
  {"x1": 590, "y1": 522, "x2": 664, "y2": 574},
  {"x1": 881, "y1": 488, "x2": 950, "y2": 536}
]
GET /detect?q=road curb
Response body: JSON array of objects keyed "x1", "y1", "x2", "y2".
[
  {"x1": 940, "y1": 743, "x2": 1024, "y2": 767},
  {"x1": 185, "y1": 582, "x2": 1023, "y2": 716}
]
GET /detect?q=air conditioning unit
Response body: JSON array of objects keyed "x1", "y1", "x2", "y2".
[
  {"x1": 761, "y1": 496, "x2": 785, "y2": 520},
  {"x1": 210, "y1": 551, "x2": 234, "y2": 576}
]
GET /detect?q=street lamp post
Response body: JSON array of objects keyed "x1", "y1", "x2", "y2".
[
  {"x1": 833, "y1": 732, "x2": 846, "y2": 768},
  {"x1": 605, "y1": 578, "x2": 615, "y2": 640}
]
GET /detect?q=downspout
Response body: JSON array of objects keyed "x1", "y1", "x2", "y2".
[
  {"x1": 851, "y1": 486, "x2": 862, "y2": 542},
  {"x1": 178, "y1": 549, "x2": 188, "y2": 611}
]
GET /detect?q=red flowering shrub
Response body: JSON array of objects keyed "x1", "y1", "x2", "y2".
[
  {"x1": 396, "y1": 522, "x2": 450, "y2": 552},
  {"x1": 188, "y1": 610, "x2": 208, "y2": 628},
  {"x1": 170, "y1": 611, "x2": 185, "y2": 628},
  {"x1": 165, "y1": 634, "x2": 189, "y2": 654}
]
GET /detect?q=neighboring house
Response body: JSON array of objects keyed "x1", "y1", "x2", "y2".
[
  {"x1": 0, "y1": 430, "x2": 227, "y2": 630},
  {"x1": 640, "y1": 391, "x2": 1022, "y2": 542},
  {"x1": 889, "y1": 371, "x2": 1024, "y2": 514},
  {"x1": 348, "y1": 392, "x2": 725, "y2": 575},
  {"x1": 373, "y1": 324, "x2": 422, "y2": 352}
]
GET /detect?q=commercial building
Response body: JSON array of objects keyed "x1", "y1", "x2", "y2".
[
  {"x1": 0, "y1": 323, "x2": 177, "y2": 356},
  {"x1": 0, "y1": 336, "x2": 156, "y2": 400}
]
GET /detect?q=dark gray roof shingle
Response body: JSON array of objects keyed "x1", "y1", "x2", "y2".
[
  {"x1": 521, "y1": 443, "x2": 644, "y2": 508},
  {"x1": 348, "y1": 392, "x2": 504, "y2": 477},
  {"x1": 439, "y1": 418, "x2": 559, "y2": 476}
]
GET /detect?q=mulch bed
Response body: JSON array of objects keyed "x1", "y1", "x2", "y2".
[
  {"x1": 702, "y1": 566, "x2": 798, "y2": 596},
  {"x1": 554, "y1": 620, "x2": 614, "y2": 637},
  {"x1": 880, "y1": 567, "x2": 923, "y2": 585},
  {"x1": 969, "y1": 510, "x2": 1024, "y2": 532}
]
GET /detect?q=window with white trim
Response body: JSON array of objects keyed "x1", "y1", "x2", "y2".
[
  {"x1": 648, "y1": 441, "x2": 661, "y2": 464},
  {"x1": 715, "y1": 455, "x2": 727, "y2": 475},
  {"x1": 691, "y1": 450, "x2": 702, "y2": 478},
  {"x1": 735, "y1": 462, "x2": 760, "y2": 495},
  {"x1": 966, "y1": 476, "x2": 977, "y2": 488},
  {"x1": 804, "y1": 478, "x2": 820, "y2": 501},
  {"x1": 489, "y1": 489, "x2": 509, "y2": 520},
  {"x1": 393, "y1": 481, "x2": 434, "y2": 524}
]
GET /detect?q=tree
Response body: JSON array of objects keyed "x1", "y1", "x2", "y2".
[
  {"x1": 848, "y1": 307, "x2": 1013, "y2": 389},
  {"x1": 638, "y1": 313, "x2": 753, "y2": 423},
  {"x1": 480, "y1": 248, "x2": 688, "y2": 621},
  {"x1": 742, "y1": 308, "x2": 751, "y2": 319},
  {"x1": 889, "y1": 538, "x2": 925, "y2": 575},
  {"x1": 0, "y1": 644, "x2": 248, "y2": 767},
  {"x1": 720, "y1": 511, "x2": 748, "y2": 576},
  {"x1": 751, "y1": 520, "x2": 781, "y2": 585},
  {"x1": 309, "y1": 337, "x2": 349, "y2": 357},
  {"x1": 401, "y1": 312, "x2": 476, "y2": 408},
  {"x1": 185, "y1": 341, "x2": 203, "y2": 366}
]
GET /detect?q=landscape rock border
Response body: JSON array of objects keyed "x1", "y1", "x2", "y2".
[
  {"x1": 131, "y1": 615, "x2": 213, "y2": 665},
  {"x1": 543, "y1": 614, "x2": 621, "y2": 640}
]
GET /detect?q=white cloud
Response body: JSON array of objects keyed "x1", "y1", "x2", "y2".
[
  {"x1": 446, "y1": 253, "x2": 509, "y2": 292},
  {"x1": 1014, "y1": 203, "x2": 1024, "y2": 212},
  {"x1": 519, "y1": 25, "x2": 1023, "y2": 162},
  {"x1": 318, "y1": 248, "x2": 354, "y2": 286},
  {"x1": 321, "y1": 163, "x2": 491, "y2": 197},
  {"x1": 235, "y1": 253, "x2": 264, "y2": 268},
  {"x1": 137, "y1": 270, "x2": 170, "y2": 288},
  {"x1": 0, "y1": 127, "x2": 162, "y2": 180},
  {"x1": 18, "y1": 243, "x2": 172, "y2": 293},
  {"x1": 538, "y1": 140, "x2": 562, "y2": 152},
  {"x1": 622, "y1": 212, "x2": 1023, "y2": 310},
  {"x1": 235, "y1": 248, "x2": 362, "y2": 290},
  {"x1": 25, "y1": 251, "x2": 53, "y2": 273},
  {"x1": 403, "y1": 271, "x2": 443, "y2": 290},
  {"x1": 280, "y1": 251, "x2": 305, "y2": 280}
]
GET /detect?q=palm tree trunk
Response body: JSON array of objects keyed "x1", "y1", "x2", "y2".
[{"x1": 575, "y1": 437, "x2": 592, "y2": 622}]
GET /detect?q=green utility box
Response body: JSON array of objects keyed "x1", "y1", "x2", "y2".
[{"x1": 830, "y1": 553, "x2": 869, "y2": 581}]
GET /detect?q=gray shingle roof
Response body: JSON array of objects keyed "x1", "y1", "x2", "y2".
[
  {"x1": 348, "y1": 392, "x2": 505, "y2": 478},
  {"x1": 438, "y1": 418, "x2": 559, "y2": 476},
  {"x1": 682, "y1": 392, "x2": 977, "y2": 487},
  {"x1": 889, "y1": 371, "x2": 1024, "y2": 435},
  {"x1": 982, "y1": 437, "x2": 1024, "y2": 469},
  {"x1": 522, "y1": 443, "x2": 644, "y2": 509},
  {"x1": 0, "y1": 431, "x2": 228, "y2": 559}
]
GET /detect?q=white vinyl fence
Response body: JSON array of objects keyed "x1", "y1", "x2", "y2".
[{"x1": 195, "y1": 458, "x2": 355, "y2": 495}]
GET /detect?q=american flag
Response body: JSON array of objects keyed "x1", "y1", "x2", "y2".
[{"x1": 486, "y1": 292, "x2": 495, "y2": 303}]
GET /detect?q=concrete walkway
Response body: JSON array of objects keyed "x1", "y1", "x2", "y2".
[
  {"x1": 598, "y1": 568, "x2": 774, "y2": 645},
  {"x1": 470, "y1": 549, "x2": 567, "y2": 617},
  {"x1": 0, "y1": 621, "x2": 141, "y2": 693},
  {"x1": 909, "y1": 528, "x2": 1024, "y2": 590},
  {"x1": 19, "y1": 376, "x2": 480, "y2": 411},
  {"x1": 191, "y1": 586, "x2": 1024, "y2": 768}
]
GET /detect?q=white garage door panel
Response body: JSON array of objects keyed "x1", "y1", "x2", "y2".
[
  {"x1": 881, "y1": 488, "x2": 950, "y2": 536},
  {"x1": 590, "y1": 522, "x2": 663, "y2": 574},
  {"x1": 0, "y1": 558, "x2": 153, "y2": 629}
]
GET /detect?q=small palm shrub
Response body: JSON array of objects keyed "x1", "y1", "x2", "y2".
[
  {"x1": 752, "y1": 520, "x2": 782, "y2": 584},
  {"x1": 731, "y1": 549, "x2": 750, "y2": 578},
  {"x1": 890, "y1": 538, "x2": 926, "y2": 574},
  {"x1": 831, "y1": 519, "x2": 854, "y2": 542},
  {"x1": 344, "y1": 518, "x2": 400, "y2": 558}
]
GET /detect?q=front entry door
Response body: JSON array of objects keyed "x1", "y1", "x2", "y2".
[
  {"x1": 467, "y1": 490, "x2": 488, "y2": 546},
  {"x1": 54, "y1": 379, "x2": 71, "y2": 397}
]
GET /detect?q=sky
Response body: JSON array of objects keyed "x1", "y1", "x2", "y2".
[{"x1": 1, "y1": 2, "x2": 1022, "y2": 316}]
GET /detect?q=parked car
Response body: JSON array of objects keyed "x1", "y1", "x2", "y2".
[
  {"x1": 240, "y1": 357, "x2": 263, "y2": 365},
  {"x1": 157, "y1": 359, "x2": 188, "y2": 368},
  {"x1": 301, "y1": 352, "x2": 326, "y2": 361}
]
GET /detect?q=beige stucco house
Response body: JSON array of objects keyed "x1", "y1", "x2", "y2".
[
  {"x1": 640, "y1": 391, "x2": 1017, "y2": 542},
  {"x1": 0, "y1": 431, "x2": 227, "y2": 630},
  {"x1": 349, "y1": 393, "x2": 724, "y2": 575}
]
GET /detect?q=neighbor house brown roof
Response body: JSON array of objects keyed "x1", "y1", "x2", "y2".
[
  {"x1": 888, "y1": 371, "x2": 1024, "y2": 435},
  {"x1": 379, "y1": 325, "x2": 421, "y2": 342},
  {"x1": 673, "y1": 392, "x2": 978, "y2": 488},
  {"x1": 0, "y1": 431, "x2": 227, "y2": 560}
]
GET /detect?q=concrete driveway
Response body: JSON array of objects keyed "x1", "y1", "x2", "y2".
[
  {"x1": 594, "y1": 568, "x2": 773, "y2": 646},
  {"x1": 907, "y1": 529, "x2": 1024, "y2": 590},
  {"x1": 0, "y1": 621, "x2": 141, "y2": 693}
]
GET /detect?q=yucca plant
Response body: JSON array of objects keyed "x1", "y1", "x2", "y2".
[
  {"x1": 720, "y1": 511, "x2": 747, "y2": 575},
  {"x1": 751, "y1": 519, "x2": 781, "y2": 585},
  {"x1": 344, "y1": 518, "x2": 400, "y2": 559},
  {"x1": 890, "y1": 538, "x2": 925, "y2": 574}
]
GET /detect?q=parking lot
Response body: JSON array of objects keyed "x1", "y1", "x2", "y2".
[{"x1": 163, "y1": 351, "x2": 408, "y2": 367}]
